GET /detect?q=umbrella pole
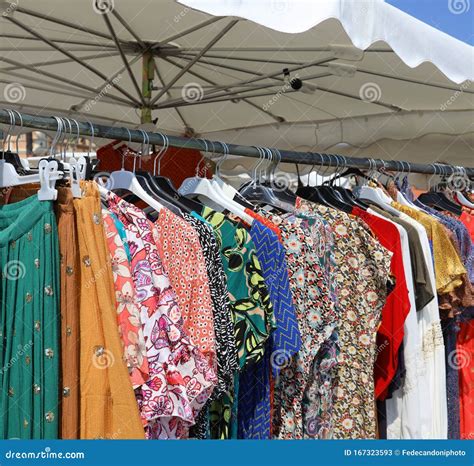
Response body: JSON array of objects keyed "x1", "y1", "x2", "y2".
[{"x1": 141, "y1": 51, "x2": 154, "y2": 124}]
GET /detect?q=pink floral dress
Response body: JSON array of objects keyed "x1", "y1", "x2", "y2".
[
  {"x1": 102, "y1": 209, "x2": 149, "y2": 388},
  {"x1": 106, "y1": 193, "x2": 217, "y2": 439}
]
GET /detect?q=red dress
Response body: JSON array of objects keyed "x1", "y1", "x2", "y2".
[
  {"x1": 458, "y1": 320, "x2": 474, "y2": 439},
  {"x1": 459, "y1": 209, "x2": 474, "y2": 243},
  {"x1": 352, "y1": 206, "x2": 411, "y2": 399}
]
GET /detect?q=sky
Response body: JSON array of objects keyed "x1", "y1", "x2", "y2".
[{"x1": 386, "y1": 0, "x2": 473, "y2": 45}]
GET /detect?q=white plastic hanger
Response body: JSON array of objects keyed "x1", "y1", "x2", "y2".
[
  {"x1": 106, "y1": 128, "x2": 163, "y2": 212},
  {"x1": 68, "y1": 119, "x2": 82, "y2": 198},
  {"x1": 355, "y1": 159, "x2": 401, "y2": 216},
  {"x1": 392, "y1": 161, "x2": 416, "y2": 208},
  {"x1": 37, "y1": 159, "x2": 61, "y2": 201},
  {"x1": 0, "y1": 110, "x2": 62, "y2": 194},
  {"x1": 179, "y1": 139, "x2": 254, "y2": 224}
]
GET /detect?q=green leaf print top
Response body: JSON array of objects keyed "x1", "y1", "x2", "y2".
[{"x1": 200, "y1": 207, "x2": 275, "y2": 369}]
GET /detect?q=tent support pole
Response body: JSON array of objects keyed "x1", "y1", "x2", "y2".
[
  {"x1": 0, "y1": 109, "x2": 472, "y2": 176},
  {"x1": 141, "y1": 51, "x2": 155, "y2": 124}
]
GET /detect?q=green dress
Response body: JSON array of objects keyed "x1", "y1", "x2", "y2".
[
  {"x1": 198, "y1": 207, "x2": 274, "y2": 439},
  {"x1": 0, "y1": 195, "x2": 60, "y2": 439}
]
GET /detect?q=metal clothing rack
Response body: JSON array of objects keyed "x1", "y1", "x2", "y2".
[{"x1": 1, "y1": 109, "x2": 473, "y2": 177}]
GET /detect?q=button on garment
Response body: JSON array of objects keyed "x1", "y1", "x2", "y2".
[
  {"x1": 0, "y1": 195, "x2": 60, "y2": 439},
  {"x1": 74, "y1": 182, "x2": 144, "y2": 439}
]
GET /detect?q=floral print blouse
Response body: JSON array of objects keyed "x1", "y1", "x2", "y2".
[
  {"x1": 296, "y1": 197, "x2": 392, "y2": 439},
  {"x1": 154, "y1": 208, "x2": 217, "y2": 367},
  {"x1": 102, "y1": 209, "x2": 149, "y2": 388},
  {"x1": 200, "y1": 207, "x2": 274, "y2": 369},
  {"x1": 106, "y1": 193, "x2": 217, "y2": 439},
  {"x1": 258, "y1": 209, "x2": 340, "y2": 439}
]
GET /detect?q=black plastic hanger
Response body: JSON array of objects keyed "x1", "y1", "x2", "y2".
[
  {"x1": 294, "y1": 162, "x2": 329, "y2": 206},
  {"x1": 238, "y1": 147, "x2": 288, "y2": 212},
  {"x1": 295, "y1": 155, "x2": 353, "y2": 213},
  {"x1": 418, "y1": 191, "x2": 462, "y2": 215},
  {"x1": 146, "y1": 133, "x2": 204, "y2": 213},
  {"x1": 417, "y1": 164, "x2": 462, "y2": 216},
  {"x1": 1, "y1": 110, "x2": 30, "y2": 175},
  {"x1": 260, "y1": 148, "x2": 296, "y2": 207}
]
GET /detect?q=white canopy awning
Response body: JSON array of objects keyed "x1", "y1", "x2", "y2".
[{"x1": 0, "y1": 0, "x2": 472, "y2": 165}]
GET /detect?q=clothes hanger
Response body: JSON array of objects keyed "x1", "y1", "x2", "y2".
[
  {"x1": 355, "y1": 159, "x2": 401, "y2": 216},
  {"x1": 260, "y1": 148, "x2": 297, "y2": 209},
  {"x1": 133, "y1": 130, "x2": 187, "y2": 216},
  {"x1": 393, "y1": 161, "x2": 416, "y2": 207},
  {"x1": 295, "y1": 155, "x2": 333, "y2": 207},
  {"x1": 238, "y1": 146, "x2": 290, "y2": 212},
  {"x1": 68, "y1": 119, "x2": 84, "y2": 198},
  {"x1": 212, "y1": 141, "x2": 255, "y2": 210},
  {"x1": 325, "y1": 155, "x2": 369, "y2": 210},
  {"x1": 0, "y1": 109, "x2": 25, "y2": 173},
  {"x1": 136, "y1": 132, "x2": 201, "y2": 214},
  {"x1": 451, "y1": 166, "x2": 474, "y2": 208},
  {"x1": 0, "y1": 111, "x2": 62, "y2": 193},
  {"x1": 300, "y1": 153, "x2": 354, "y2": 213},
  {"x1": 179, "y1": 140, "x2": 254, "y2": 224},
  {"x1": 417, "y1": 163, "x2": 462, "y2": 215},
  {"x1": 105, "y1": 128, "x2": 164, "y2": 213}
]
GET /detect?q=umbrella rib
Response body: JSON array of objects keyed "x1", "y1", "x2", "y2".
[
  {"x1": 171, "y1": 56, "x2": 336, "y2": 104},
  {"x1": 111, "y1": 9, "x2": 146, "y2": 48},
  {"x1": 102, "y1": 13, "x2": 145, "y2": 105},
  {"x1": 68, "y1": 53, "x2": 145, "y2": 113},
  {"x1": 4, "y1": 15, "x2": 141, "y2": 107},
  {"x1": 157, "y1": 55, "x2": 335, "y2": 107},
  {"x1": 0, "y1": 34, "x2": 118, "y2": 48},
  {"x1": 12, "y1": 5, "x2": 117, "y2": 42},
  {"x1": 0, "y1": 56, "x2": 133, "y2": 107},
  {"x1": 0, "y1": 76, "x2": 127, "y2": 106},
  {"x1": 150, "y1": 19, "x2": 239, "y2": 105},
  {"x1": 160, "y1": 56, "x2": 284, "y2": 122},
  {"x1": 153, "y1": 60, "x2": 191, "y2": 130},
  {"x1": 313, "y1": 85, "x2": 401, "y2": 111},
  {"x1": 177, "y1": 47, "x2": 393, "y2": 52},
  {"x1": 180, "y1": 52, "x2": 306, "y2": 66},
  {"x1": 0, "y1": 100, "x2": 137, "y2": 125},
  {"x1": 180, "y1": 54, "x2": 271, "y2": 78},
  {"x1": 152, "y1": 16, "x2": 225, "y2": 49},
  {"x1": 155, "y1": 88, "x2": 300, "y2": 109},
  {"x1": 2, "y1": 52, "x2": 120, "y2": 72}
]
